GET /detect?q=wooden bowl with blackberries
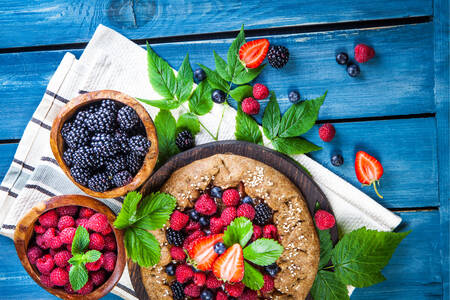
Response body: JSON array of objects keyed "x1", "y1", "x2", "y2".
[{"x1": 50, "y1": 90, "x2": 158, "y2": 198}]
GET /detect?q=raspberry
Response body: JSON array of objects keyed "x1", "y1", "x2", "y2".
[
  {"x1": 170, "y1": 210, "x2": 189, "y2": 231},
  {"x1": 39, "y1": 210, "x2": 58, "y2": 228},
  {"x1": 57, "y1": 215, "x2": 75, "y2": 231},
  {"x1": 77, "y1": 279, "x2": 94, "y2": 295},
  {"x1": 36, "y1": 254, "x2": 55, "y2": 275},
  {"x1": 112, "y1": 170, "x2": 133, "y2": 187},
  {"x1": 242, "y1": 97, "x2": 260, "y2": 115},
  {"x1": 76, "y1": 218, "x2": 89, "y2": 230},
  {"x1": 193, "y1": 272, "x2": 206, "y2": 287},
  {"x1": 216, "y1": 291, "x2": 228, "y2": 300},
  {"x1": 252, "y1": 225, "x2": 262, "y2": 241},
  {"x1": 79, "y1": 207, "x2": 95, "y2": 219},
  {"x1": 27, "y1": 246, "x2": 43, "y2": 264},
  {"x1": 54, "y1": 250, "x2": 71, "y2": 267},
  {"x1": 40, "y1": 274, "x2": 54, "y2": 288},
  {"x1": 87, "y1": 213, "x2": 109, "y2": 233},
  {"x1": 86, "y1": 254, "x2": 104, "y2": 271},
  {"x1": 166, "y1": 228, "x2": 186, "y2": 247},
  {"x1": 261, "y1": 274, "x2": 274, "y2": 293},
  {"x1": 89, "y1": 233, "x2": 105, "y2": 251},
  {"x1": 206, "y1": 273, "x2": 222, "y2": 289},
  {"x1": 170, "y1": 246, "x2": 186, "y2": 261},
  {"x1": 104, "y1": 234, "x2": 117, "y2": 251},
  {"x1": 129, "y1": 135, "x2": 151, "y2": 157},
  {"x1": 354, "y1": 43, "x2": 375, "y2": 63},
  {"x1": 318, "y1": 123, "x2": 336, "y2": 142},
  {"x1": 267, "y1": 45, "x2": 289, "y2": 69},
  {"x1": 221, "y1": 207, "x2": 237, "y2": 226},
  {"x1": 175, "y1": 264, "x2": 194, "y2": 283},
  {"x1": 56, "y1": 206, "x2": 78, "y2": 217},
  {"x1": 222, "y1": 189, "x2": 240, "y2": 206},
  {"x1": 263, "y1": 224, "x2": 278, "y2": 240},
  {"x1": 50, "y1": 236, "x2": 63, "y2": 249},
  {"x1": 50, "y1": 267, "x2": 69, "y2": 286},
  {"x1": 225, "y1": 282, "x2": 245, "y2": 297},
  {"x1": 210, "y1": 217, "x2": 224, "y2": 234},
  {"x1": 117, "y1": 106, "x2": 139, "y2": 130},
  {"x1": 100, "y1": 224, "x2": 112, "y2": 235},
  {"x1": 103, "y1": 251, "x2": 117, "y2": 272},
  {"x1": 34, "y1": 224, "x2": 46, "y2": 234},
  {"x1": 254, "y1": 203, "x2": 273, "y2": 226},
  {"x1": 66, "y1": 244, "x2": 72, "y2": 252},
  {"x1": 253, "y1": 83, "x2": 269, "y2": 100},
  {"x1": 183, "y1": 230, "x2": 205, "y2": 252},
  {"x1": 314, "y1": 210, "x2": 336, "y2": 230},
  {"x1": 36, "y1": 234, "x2": 48, "y2": 249},
  {"x1": 237, "y1": 204, "x2": 255, "y2": 220},
  {"x1": 88, "y1": 172, "x2": 112, "y2": 192},
  {"x1": 240, "y1": 289, "x2": 258, "y2": 300},
  {"x1": 59, "y1": 227, "x2": 76, "y2": 244},
  {"x1": 184, "y1": 283, "x2": 201, "y2": 297},
  {"x1": 42, "y1": 227, "x2": 56, "y2": 247},
  {"x1": 194, "y1": 194, "x2": 217, "y2": 216},
  {"x1": 185, "y1": 220, "x2": 201, "y2": 232},
  {"x1": 175, "y1": 130, "x2": 195, "y2": 151},
  {"x1": 64, "y1": 283, "x2": 75, "y2": 294},
  {"x1": 90, "y1": 269, "x2": 106, "y2": 286}
]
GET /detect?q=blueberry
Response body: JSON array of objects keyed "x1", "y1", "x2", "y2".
[
  {"x1": 165, "y1": 263, "x2": 176, "y2": 276},
  {"x1": 189, "y1": 209, "x2": 200, "y2": 221},
  {"x1": 204, "y1": 229, "x2": 211, "y2": 236},
  {"x1": 347, "y1": 63, "x2": 360, "y2": 77},
  {"x1": 199, "y1": 216, "x2": 210, "y2": 227},
  {"x1": 336, "y1": 52, "x2": 349, "y2": 65},
  {"x1": 214, "y1": 242, "x2": 226, "y2": 254},
  {"x1": 210, "y1": 186, "x2": 223, "y2": 198},
  {"x1": 211, "y1": 89, "x2": 226, "y2": 104},
  {"x1": 200, "y1": 289, "x2": 214, "y2": 300},
  {"x1": 242, "y1": 196, "x2": 254, "y2": 205},
  {"x1": 288, "y1": 91, "x2": 301, "y2": 104},
  {"x1": 194, "y1": 68, "x2": 207, "y2": 83},
  {"x1": 265, "y1": 263, "x2": 280, "y2": 277},
  {"x1": 331, "y1": 154, "x2": 344, "y2": 166}
]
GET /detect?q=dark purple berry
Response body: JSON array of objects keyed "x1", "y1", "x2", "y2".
[
  {"x1": 336, "y1": 52, "x2": 349, "y2": 65},
  {"x1": 117, "y1": 106, "x2": 139, "y2": 130},
  {"x1": 87, "y1": 172, "x2": 112, "y2": 192},
  {"x1": 175, "y1": 130, "x2": 195, "y2": 151},
  {"x1": 129, "y1": 135, "x2": 150, "y2": 157},
  {"x1": 112, "y1": 170, "x2": 133, "y2": 187}
]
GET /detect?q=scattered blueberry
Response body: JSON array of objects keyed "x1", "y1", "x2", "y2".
[
  {"x1": 336, "y1": 52, "x2": 349, "y2": 65},
  {"x1": 210, "y1": 186, "x2": 223, "y2": 198},
  {"x1": 288, "y1": 91, "x2": 301, "y2": 104},
  {"x1": 331, "y1": 154, "x2": 344, "y2": 166},
  {"x1": 211, "y1": 89, "x2": 226, "y2": 104},
  {"x1": 242, "y1": 196, "x2": 254, "y2": 205},
  {"x1": 200, "y1": 289, "x2": 214, "y2": 300},
  {"x1": 203, "y1": 229, "x2": 211, "y2": 236},
  {"x1": 214, "y1": 242, "x2": 226, "y2": 254},
  {"x1": 194, "y1": 68, "x2": 207, "y2": 83},
  {"x1": 165, "y1": 263, "x2": 176, "y2": 276},
  {"x1": 347, "y1": 63, "x2": 360, "y2": 77},
  {"x1": 265, "y1": 263, "x2": 280, "y2": 277},
  {"x1": 199, "y1": 216, "x2": 210, "y2": 228},
  {"x1": 189, "y1": 210, "x2": 200, "y2": 221}
]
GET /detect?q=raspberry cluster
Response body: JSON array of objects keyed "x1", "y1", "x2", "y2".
[{"x1": 27, "y1": 206, "x2": 117, "y2": 295}]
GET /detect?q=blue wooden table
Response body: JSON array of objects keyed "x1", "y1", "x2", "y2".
[{"x1": 0, "y1": 1, "x2": 448, "y2": 299}]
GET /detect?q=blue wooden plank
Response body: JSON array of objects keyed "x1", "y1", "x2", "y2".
[
  {"x1": 0, "y1": 0, "x2": 431, "y2": 49},
  {"x1": 0, "y1": 143, "x2": 18, "y2": 181}
]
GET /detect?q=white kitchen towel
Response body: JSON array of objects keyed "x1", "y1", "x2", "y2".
[{"x1": 0, "y1": 24, "x2": 401, "y2": 299}]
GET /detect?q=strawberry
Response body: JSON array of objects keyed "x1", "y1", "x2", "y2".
[
  {"x1": 355, "y1": 151, "x2": 384, "y2": 198},
  {"x1": 212, "y1": 243, "x2": 244, "y2": 283},
  {"x1": 188, "y1": 234, "x2": 224, "y2": 271},
  {"x1": 239, "y1": 39, "x2": 270, "y2": 69}
]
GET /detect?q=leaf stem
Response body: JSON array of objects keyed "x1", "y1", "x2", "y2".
[
  {"x1": 214, "y1": 104, "x2": 227, "y2": 140},
  {"x1": 372, "y1": 181, "x2": 384, "y2": 199},
  {"x1": 322, "y1": 265, "x2": 335, "y2": 270},
  {"x1": 181, "y1": 103, "x2": 217, "y2": 141}
]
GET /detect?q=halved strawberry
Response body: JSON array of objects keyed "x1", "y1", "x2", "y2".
[
  {"x1": 212, "y1": 243, "x2": 244, "y2": 283},
  {"x1": 188, "y1": 234, "x2": 224, "y2": 271},
  {"x1": 239, "y1": 39, "x2": 270, "y2": 69},
  {"x1": 355, "y1": 151, "x2": 384, "y2": 199}
]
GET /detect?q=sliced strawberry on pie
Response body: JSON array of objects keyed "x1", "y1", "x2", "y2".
[
  {"x1": 188, "y1": 234, "x2": 224, "y2": 271},
  {"x1": 239, "y1": 39, "x2": 270, "y2": 69},
  {"x1": 355, "y1": 151, "x2": 384, "y2": 199},
  {"x1": 212, "y1": 243, "x2": 244, "y2": 283}
]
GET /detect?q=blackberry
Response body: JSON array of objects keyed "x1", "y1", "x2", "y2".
[
  {"x1": 70, "y1": 166, "x2": 92, "y2": 186},
  {"x1": 331, "y1": 154, "x2": 344, "y2": 167},
  {"x1": 61, "y1": 122, "x2": 72, "y2": 140},
  {"x1": 73, "y1": 109, "x2": 91, "y2": 128},
  {"x1": 91, "y1": 133, "x2": 120, "y2": 157},
  {"x1": 105, "y1": 155, "x2": 127, "y2": 176},
  {"x1": 128, "y1": 122, "x2": 147, "y2": 137},
  {"x1": 288, "y1": 91, "x2": 301, "y2": 104},
  {"x1": 254, "y1": 203, "x2": 273, "y2": 225},
  {"x1": 117, "y1": 106, "x2": 139, "y2": 130},
  {"x1": 64, "y1": 126, "x2": 90, "y2": 149},
  {"x1": 267, "y1": 45, "x2": 289, "y2": 69},
  {"x1": 112, "y1": 170, "x2": 133, "y2": 187},
  {"x1": 347, "y1": 63, "x2": 360, "y2": 77},
  {"x1": 87, "y1": 172, "x2": 112, "y2": 192},
  {"x1": 336, "y1": 52, "x2": 349, "y2": 65},
  {"x1": 129, "y1": 135, "x2": 151, "y2": 156},
  {"x1": 114, "y1": 130, "x2": 131, "y2": 152},
  {"x1": 265, "y1": 263, "x2": 280, "y2": 277},
  {"x1": 175, "y1": 130, "x2": 195, "y2": 151},
  {"x1": 85, "y1": 106, "x2": 116, "y2": 133},
  {"x1": 126, "y1": 152, "x2": 144, "y2": 175},
  {"x1": 100, "y1": 99, "x2": 119, "y2": 113},
  {"x1": 210, "y1": 186, "x2": 223, "y2": 198},
  {"x1": 211, "y1": 89, "x2": 226, "y2": 104},
  {"x1": 166, "y1": 228, "x2": 185, "y2": 246},
  {"x1": 194, "y1": 68, "x2": 206, "y2": 83},
  {"x1": 62, "y1": 148, "x2": 75, "y2": 167},
  {"x1": 72, "y1": 146, "x2": 100, "y2": 168},
  {"x1": 165, "y1": 263, "x2": 176, "y2": 276},
  {"x1": 170, "y1": 281, "x2": 185, "y2": 300}
]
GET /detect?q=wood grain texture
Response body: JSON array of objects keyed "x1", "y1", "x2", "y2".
[
  {"x1": 0, "y1": 0, "x2": 431, "y2": 49},
  {"x1": 0, "y1": 143, "x2": 18, "y2": 180}
]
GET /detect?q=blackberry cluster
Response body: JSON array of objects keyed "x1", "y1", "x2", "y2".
[
  {"x1": 254, "y1": 203, "x2": 273, "y2": 225},
  {"x1": 61, "y1": 99, "x2": 151, "y2": 192},
  {"x1": 267, "y1": 45, "x2": 290, "y2": 69},
  {"x1": 175, "y1": 130, "x2": 195, "y2": 151},
  {"x1": 166, "y1": 228, "x2": 185, "y2": 247},
  {"x1": 170, "y1": 281, "x2": 185, "y2": 300}
]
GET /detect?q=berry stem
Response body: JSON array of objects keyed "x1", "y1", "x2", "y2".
[{"x1": 372, "y1": 181, "x2": 383, "y2": 199}]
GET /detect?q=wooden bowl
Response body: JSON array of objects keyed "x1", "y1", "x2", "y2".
[
  {"x1": 50, "y1": 90, "x2": 158, "y2": 198},
  {"x1": 14, "y1": 195, "x2": 126, "y2": 300}
]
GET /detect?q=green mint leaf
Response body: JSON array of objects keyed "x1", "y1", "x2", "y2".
[
  {"x1": 317, "y1": 228, "x2": 333, "y2": 269},
  {"x1": 242, "y1": 261, "x2": 264, "y2": 290},
  {"x1": 146, "y1": 42, "x2": 177, "y2": 99},
  {"x1": 175, "y1": 53, "x2": 194, "y2": 102},
  {"x1": 189, "y1": 81, "x2": 214, "y2": 115},
  {"x1": 71, "y1": 226, "x2": 90, "y2": 255},
  {"x1": 232, "y1": 64, "x2": 265, "y2": 85},
  {"x1": 198, "y1": 64, "x2": 229, "y2": 92},
  {"x1": 311, "y1": 270, "x2": 350, "y2": 300},
  {"x1": 69, "y1": 264, "x2": 89, "y2": 291},
  {"x1": 124, "y1": 227, "x2": 161, "y2": 267},
  {"x1": 235, "y1": 105, "x2": 263, "y2": 145},
  {"x1": 83, "y1": 250, "x2": 102, "y2": 263},
  {"x1": 229, "y1": 85, "x2": 253, "y2": 102},
  {"x1": 68, "y1": 254, "x2": 83, "y2": 266},
  {"x1": 227, "y1": 25, "x2": 245, "y2": 79},
  {"x1": 332, "y1": 227, "x2": 411, "y2": 288},
  {"x1": 154, "y1": 110, "x2": 179, "y2": 163},
  {"x1": 243, "y1": 238, "x2": 283, "y2": 266},
  {"x1": 278, "y1": 92, "x2": 327, "y2": 138},
  {"x1": 176, "y1": 112, "x2": 200, "y2": 135},
  {"x1": 262, "y1": 92, "x2": 281, "y2": 140},
  {"x1": 134, "y1": 192, "x2": 177, "y2": 230},
  {"x1": 214, "y1": 51, "x2": 231, "y2": 81},
  {"x1": 272, "y1": 137, "x2": 321, "y2": 155},
  {"x1": 114, "y1": 191, "x2": 142, "y2": 229},
  {"x1": 136, "y1": 98, "x2": 181, "y2": 110},
  {"x1": 223, "y1": 217, "x2": 253, "y2": 247}
]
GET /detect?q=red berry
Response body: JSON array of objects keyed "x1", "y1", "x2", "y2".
[
  {"x1": 239, "y1": 39, "x2": 269, "y2": 69},
  {"x1": 42, "y1": 227, "x2": 56, "y2": 248},
  {"x1": 77, "y1": 279, "x2": 94, "y2": 295},
  {"x1": 354, "y1": 43, "x2": 375, "y2": 63},
  {"x1": 237, "y1": 204, "x2": 255, "y2": 220},
  {"x1": 194, "y1": 194, "x2": 217, "y2": 216},
  {"x1": 103, "y1": 251, "x2": 117, "y2": 272},
  {"x1": 252, "y1": 225, "x2": 262, "y2": 241},
  {"x1": 193, "y1": 272, "x2": 206, "y2": 287},
  {"x1": 170, "y1": 210, "x2": 189, "y2": 231},
  {"x1": 89, "y1": 233, "x2": 105, "y2": 251},
  {"x1": 36, "y1": 254, "x2": 55, "y2": 275},
  {"x1": 253, "y1": 83, "x2": 269, "y2": 100},
  {"x1": 85, "y1": 254, "x2": 104, "y2": 272},
  {"x1": 220, "y1": 207, "x2": 237, "y2": 226},
  {"x1": 54, "y1": 250, "x2": 71, "y2": 267},
  {"x1": 36, "y1": 234, "x2": 48, "y2": 249},
  {"x1": 263, "y1": 224, "x2": 278, "y2": 240},
  {"x1": 59, "y1": 227, "x2": 76, "y2": 244},
  {"x1": 240, "y1": 289, "x2": 258, "y2": 300},
  {"x1": 56, "y1": 206, "x2": 78, "y2": 217},
  {"x1": 184, "y1": 283, "x2": 201, "y2": 297},
  {"x1": 314, "y1": 210, "x2": 336, "y2": 230},
  {"x1": 64, "y1": 283, "x2": 75, "y2": 294},
  {"x1": 79, "y1": 207, "x2": 95, "y2": 219},
  {"x1": 170, "y1": 246, "x2": 186, "y2": 261},
  {"x1": 260, "y1": 274, "x2": 274, "y2": 293},
  {"x1": 205, "y1": 273, "x2": 222, "y2": 289},
  {"x1": 210, "y1": 217, "x2": 224, "y2": 234},
  {"x1": 318, "y1": 123, "x2": 336, "y2": 142},
  {"x1": 49, "y1": 236, "x2": 63, "y2": 249},
  {"x1": 75, "y1": 218, "x2": 89, "y2": 230},
  {"x1": 242, "y1": 97, "x2": 260, "y2": 115},
  {"x1": 39, "y1": 210, "x2": 58, "y2": 228},
  {"x1": 183, "y1": 230, "x2": 206, "y2": 252},
  {"x1": 225, "y1": 282, "x2": 245, "y2": 297},
  {"x1": 216, "y1": 290, "x2": 228, "y2": 300},
  {"x1": 40, "y1": 274, "x2": 54, "y2": 288},
  {"x1": 104, "y1": 234, "x2": 117, "y2": 251},
  {"x1": 66, "y1": 244, "x2": 72, "y2": 252},
  {"x1": 90, "y1": 269, "x2": 106, "y2": 286},
  {"x1": 34, "y1": 224, "x2": 46, "y2": 234},
  {"x1": 87, "y1": 213, "x2": 109, "y2": 233},
  {"x1": 57, "y1": 215, "x2": 75, "y2": 231},
  {"x1": 100, "y1": 224, "x2": 112, "y2": 236},
  {"x1": 222, "y1": 189, "x2": 240, "y2": 207},
  {"x1": 175, "y1": 264, "x2": 194, "y2": 284},
  {"x1": 50, "y1": 267, "x2": 69, "y2": 286},
  {"x1": 27, "y1": 246, "x2": 43, "y2": 264},
  {"x1": 185, "y1": 220, "x2": 201, "y2": 232}
]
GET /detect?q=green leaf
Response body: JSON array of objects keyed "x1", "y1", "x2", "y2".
[
  {"x1": 124, "y1": 227, "x2": 161, "y2": 267},
  {"x1": 198, "y1": 64, "x2": 229, "y2": 92},
  {"x1": 83, "y1": 250, "x2": 102, "y2": 263},
  {"x1": 71, "y1": 226, "x2": 90, "y2": 255},
  {"x1": 136, "y1": 98, "x2": 181, "y2": 110},
  {"x1": 262, "y1": 92, "x2": 281, "y2": 140},
  {"x1": 69, "y1": 264, "x2": 89, "y2": 291},
  {"x1": 332, "y1": 227, "x2": 411, "y2": 288},
  {"x1": 227, "y1": 25, "x2": 246, "y2": 79},
  {"x1": 154, "y1": 110, "x2": 179, "y2": 163},
  {"x1": 272, "y1": 137, "x2": 322, "y2": 155},
  {"x1": 317, "y1": 228, "x2": 333, "y2": 269},
  {"x1": 232, "y1": 64, "x2": 265, "y2": 85},
  {"x1": 114, "y1": 191, "x2": 142, "y2": 229},
  {"x1": 242, "y1": 261, "x2": 264, "y2": 290},
  {"x1": 68, "y1": 254, "x2": 83, "y2": 266},
  {"x1": 176, "y1": 53, "x2": 194, "y2": 102},
  {"x1": 310, "y1": 270, "x2": 350, "y2": 300},
  {"x1": 243, "y1": 238, "x2": 284, "y2": 266},
  {"x1": 214, "y1": 51, "x2": 231, "y2": 81},
  {"x1": 235, "y1": 105, "x2": 263, "y2": 145},
  {"x1": 134, "y1": 192, "x2": 177, "y2": 230},
  {"x1": 223, "y1": 217, "x2": 253, "y2": 247},
  {"x1": 278, "y1": 92, "x2": 327, "y2": 138},
  {"x1": 189, "y1": 81, "x2": 214, "y2": 115},
  {"x1": 147, "y1": 42, "x2": 177, "y2": 99},
  {"x1": 229, "y1": 85, "x2": 253, "y2": 102},
  {"x1": 176, "y1": 112, "x2": 200, "y2": 135}
]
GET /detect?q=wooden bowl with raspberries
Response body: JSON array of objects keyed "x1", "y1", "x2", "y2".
[
  {"x1": 14, "y1": 195, "x2": 126, "y2": 299},
  {"x1": 50, "y1": 90, "x2": 158, "y2": 198}
]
